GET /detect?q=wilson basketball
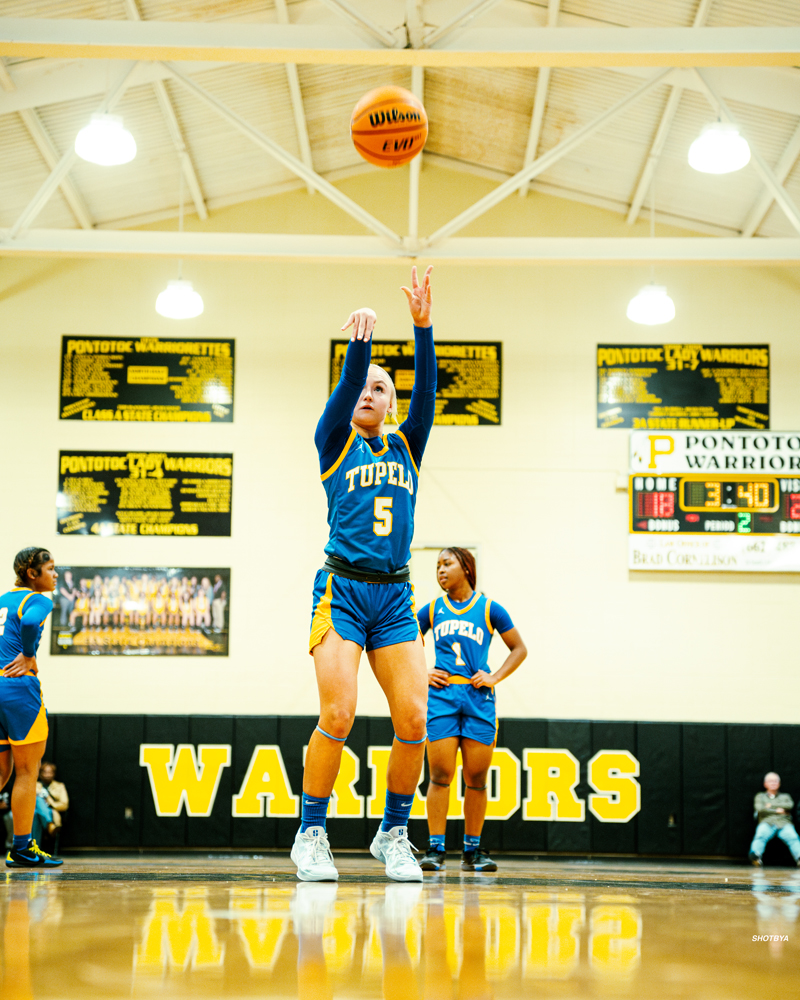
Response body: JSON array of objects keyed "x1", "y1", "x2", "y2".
[{"x1": 350, "y1": 86, "x2": 428, "y2": 168}]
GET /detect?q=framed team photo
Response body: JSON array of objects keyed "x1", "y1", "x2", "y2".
[{"x1": 50, "y1": 566, "x2": 230, "y2": 656}]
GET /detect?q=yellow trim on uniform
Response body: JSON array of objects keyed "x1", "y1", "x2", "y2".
[
  {"x1": 428, "y1": 597, "x2": 437, "y2": 624},
  {"x1": 320, "y1": 429, "x2": 357, "y2": 482},
  {"x1": 446, "y1": 675, "x2": 471, "y2": 685},
  {"x1": 484, "y1": 598, "x2": 494, "y2": 634},
  {"x1": 9, "y1": 688, "x2": 48, "y2": 746},
  {"x1": 443, "y1": 592, "x2": 481, "y2": 616},
  {"x1": 370, "y1": 435, "x2": 390, "y2": 458},
  {"x1": 309, "y1": 574, "x2": 335, "y2": 653},
  {"x1": 17, "y1": 591, "x2": 37, "y2": 618},
  {"x1": 396, "y1": 430, "x2": 419, "y2": 476}
]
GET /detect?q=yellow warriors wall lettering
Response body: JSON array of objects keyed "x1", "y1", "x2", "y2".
[
  {"x1": 589, "y1": 905, "x2": 642, "y2": 976},
  {"x1": 134, "y1": 888, "x2": 224, "y2": 971},
  {"x1": 524, "y1": 900, "x2": 585, "y2": 980},
  {"x1": 485, "y1": 748, "x2": 522, "y2": 820},
  {"x1": 587, "y1": 751, "x2": 641, "y2": 823},
  {"x1": 303, "y1": 744, "x2": 365, "y2": 817},
  {"x1": 139, "y1": 744, "x2": 231, "y2": 818},
  {"x1": 523, "y1": 749, "x2": 585, "y2": 822},
  {"x1": 232, "y1": 745, "x2": 299, "y2": 817},
  {"x1": 367, "y1": 747, "x2": 426, "y2": 818}
]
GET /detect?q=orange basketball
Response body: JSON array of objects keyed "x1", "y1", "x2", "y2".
[{"x1": 350, "y1": 86, "x2": 428, "y2": 168}]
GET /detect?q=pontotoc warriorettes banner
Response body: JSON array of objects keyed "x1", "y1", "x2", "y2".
[
  {"x1": 59, "y1": 336, "x2": 234, "y2": 422},
  {"x1": 597, "y1": 344, "x2": 769, "y2": 430},
  {"x1": 51, "y1": 566, "x2": 230, "y2": 656},
  {"x1": 330, "y1": 339, "x2": 502, "y2": 425},
  {"x1": 56, "y1": 452, "x2": 233, "y2": 537}
]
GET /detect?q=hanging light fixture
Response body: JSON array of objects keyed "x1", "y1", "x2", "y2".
[
  {"x1": 156, "y1": 172, "x2": 204, "y2": 319},
  {"x1": 75, "y1": 113, "x2": 137, "y2": 166},
  {"x1": 627, "y1": 177, "x2": 675, "y2": 326},
  {"x1": 626, "y1": 284, "x2": 675, "y2": 325},
  {"x1": 688, "y1": 122, "x2": 750, "y2": 175},
  {"x1": 156, "y1": 279, "x2": 204, "y2": 319}
]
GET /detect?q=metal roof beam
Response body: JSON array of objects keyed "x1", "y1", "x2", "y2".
[
  {"x1": 122, "y1": 0, "x2": 207, "y2": 220},
  {"x1": 626, "y1": 0, "x2": 713, "y2": 225},
  {"x1": 2, "y1": 229, "x2": 800, "y2": 264},
  {"x1": 5, "y1": 61, "x2": 138, "y2": 239},
  {"x1": 425, "y1": 69, "x2": 672, "y2": 247},
  {"x1": 314, "y1": 0, "x2": 399, "y2": 47},
  {"x1": 520, "y1": 0, "x2": 560, "y2": 198},
  {"x1": 407, "y1": 65, "x2": 424, "y2": 244},
  {"x1": 694, "y1": 68, "x2": 800, "y2": 237},
  {"x1": 2, "y1": 20, "x2": 800, "y2": 68},
  {"x1": 165, "y1": 62, "x2": 403, "y2": 246},
  {"x1": 275, "y1": 0, "x2": 315, "y2": 195},
  {"x1": 740, "y1": 121, "x2": 800, "y2": 237},
  {"x1": 423, "y1": 0, "x2": 506, "y2": 48}
]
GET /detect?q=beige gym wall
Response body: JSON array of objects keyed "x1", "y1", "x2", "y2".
[{"x1": 2, "y1": 162, "x2": 799, "y2": 724}]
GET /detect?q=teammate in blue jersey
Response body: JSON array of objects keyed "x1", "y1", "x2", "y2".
[
  {"x1": 293, "y1": 266, "x2": 436, "y2": 883},
  {"x1": 0, "y1": 547, "x2": 63, "y2": 868},
  {"x1": 417, "y1": 547, "x2": 527, "y2": 873}
]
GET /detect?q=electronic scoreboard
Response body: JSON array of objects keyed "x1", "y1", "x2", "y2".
[{"x1": 630, "y1": 475, "x2": 800, "y2": 536}]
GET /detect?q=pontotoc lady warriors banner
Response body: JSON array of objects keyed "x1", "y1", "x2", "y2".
[{"x1": 51, "y1": 567, "x2": 230, "y2": 656}]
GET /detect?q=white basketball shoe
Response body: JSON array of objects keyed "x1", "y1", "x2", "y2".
[
  {"x1": 370, "y1": 826, "x2": 423, "y2": 882},
  {"x1": 291, "y1": 826, "x2": 339, "y2": 882}
]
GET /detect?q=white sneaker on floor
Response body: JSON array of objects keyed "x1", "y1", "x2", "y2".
[
  {"x1": 370, "y1": 826, "x2": 423, "y2": 882},
  {"x1": 291, "y1": 826, "x2": 339, "y2": 882}
]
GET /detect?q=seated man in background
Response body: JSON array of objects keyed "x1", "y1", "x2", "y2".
[
  {"x1": 36, "y1": 761, "x2": 69, "y2": 851},
  {"x1": 749, "y1": 772, "x2": 800, "y2": 867}
]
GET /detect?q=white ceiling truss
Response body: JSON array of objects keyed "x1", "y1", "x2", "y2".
[{"x1": 0, "y1": 2, "x2": 799, "y2": 265}]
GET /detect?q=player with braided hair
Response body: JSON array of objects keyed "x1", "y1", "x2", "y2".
[
  {"x1": 417, "y1": 547, "x2": 527, "y2": 872},
  {"x1": 1, "y1": 547, "x2": 62, "y2": 868}
]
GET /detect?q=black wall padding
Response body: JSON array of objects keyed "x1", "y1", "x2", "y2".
[{"x1": 45, "y1": 714, "x2": 800, "y2": 858}]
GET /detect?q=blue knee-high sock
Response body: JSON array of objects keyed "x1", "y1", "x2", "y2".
[
  {"x1": 300, "y1": 794, "x2": 330, "y2": 832},
  {"x1": 13, "y1": 833, "x2": 32, "y2": 851},
  {"x1": 381, "y1": 789, "x2": 414, "y2": 832},
  {"x1": 464, "y1": 834, "x2": 481, "y2": 852}
]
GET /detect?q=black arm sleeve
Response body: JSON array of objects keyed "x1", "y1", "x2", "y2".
[{"x1": 315, "y1": 338, "x2": 371, "y2": 474}]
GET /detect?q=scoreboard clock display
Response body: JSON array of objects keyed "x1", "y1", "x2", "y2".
[{"x1": 630, "y1": 475, "x2": 800, "y2": 536}]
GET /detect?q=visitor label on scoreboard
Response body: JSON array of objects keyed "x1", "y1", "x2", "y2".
[
  {"x1": 59, "y1": 336, "x2": 235, "y2": 422},
  {"x1": 57, "y1": 451, "x2": 233, "y2": 537},
  {"x1": 50, "y1": 566, "x2": 230, "y2": 656},
  {"x1": 628, "y1": 430, "x2": 800, "y2": 571},
  {"x1": 330, "y1": 340, "x2": 502, "y2": 425},
  {"x1": 597, "y1": 344, "x2": 769, "y2": 430}
]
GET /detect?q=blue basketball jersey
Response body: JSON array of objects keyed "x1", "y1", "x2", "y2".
[
  {"x1": 0, "y1": 589, "x2": 53, "y2": 665},
  {"x1": 321, "y1": 430, "x2": 419, "y2": 573},
  {"x1": 418, "y1": 592, "x2": 514, "y2": 679}
]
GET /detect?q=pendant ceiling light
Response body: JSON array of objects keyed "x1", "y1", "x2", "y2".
[
  {"x1": 688, "y1": 122, "x2": 751, "y2": 175},
  {"x1": 627, "y1": 178, "x2": 675, "y2": 326},
  {"x1": 156, "y1": 279, "x2": 204, "y2": 319},
  {"x1": 626, "y1": 284, "x2": 676, "y2": 326},
  {"x1": 75, "y1": 113, "x2": 136, "y2": 166},
  {"x1": 156, "y1": 172, "x2": 204, "y2": 319}
]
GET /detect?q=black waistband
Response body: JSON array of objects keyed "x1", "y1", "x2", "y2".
[{"x1": 322, "y1": 554, "x2": 410, "y2": 584}]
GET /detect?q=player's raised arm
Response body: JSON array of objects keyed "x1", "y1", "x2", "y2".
[
  {"x1": 398, "y1": 266, "x2": 436, "y2": 469},
  {"x1": 314, "y1": 308, "x2": 376, "y2": 474}
]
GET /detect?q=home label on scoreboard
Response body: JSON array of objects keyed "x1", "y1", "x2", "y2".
[{"x1": 628, "y1": 430, "x2": 800, "y2": 571}]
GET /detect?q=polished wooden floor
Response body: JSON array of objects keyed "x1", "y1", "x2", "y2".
[{"x1": 1, "y1": 853, "x2": 799, "y2": 998}]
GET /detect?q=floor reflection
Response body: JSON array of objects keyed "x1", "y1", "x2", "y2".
[{"x1": 1, "y1": 859, "x2": 799, "y2": 998}]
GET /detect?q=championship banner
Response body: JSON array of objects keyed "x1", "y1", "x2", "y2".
[
  {"x1": 59, "y1": 336, "x2": 234, "y2": 422},
  {"x1": 56, "y1": 451, "x2": 233, "y2": 537},
  {"x1": 51, "y1": 567, "x2": 230, "y2": 656},
  {"x1": 628, "y1": 429, "x2": 800, "y2": 572},
  {"x1": 330, "y1": 339, "x2": 502, "y2": 425},
  {"x1": 597, "y1": 344, "x2": 769, "y2": 430}
]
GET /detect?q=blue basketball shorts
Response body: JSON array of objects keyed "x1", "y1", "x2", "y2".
[
  {"x1": 427, "y1": 681, "x2": 497, "y2": 746},
  {"x1": 0, "y1": 674, "x2": 49, "y2": 749},
  {"x1": 309, "y1": 571, "x2": 420, "y2": 653}
]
